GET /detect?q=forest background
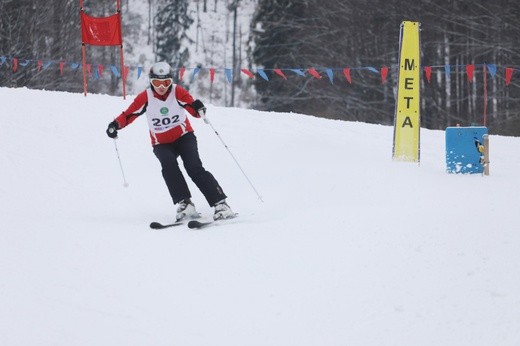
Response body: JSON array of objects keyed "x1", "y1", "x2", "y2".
[{"x1": 2, "y1": 0, "x2": 520, "y2": 135}]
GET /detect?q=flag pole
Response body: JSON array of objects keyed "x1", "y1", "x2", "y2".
[
  {"x1": 116, "y1": 0, "x2": 126, "y2": 99},
  {"x1": 80, "y1": 0, "x2": 88, "y2": 96}
]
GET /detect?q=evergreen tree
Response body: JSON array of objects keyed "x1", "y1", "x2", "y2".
[{"x1": 155, "y1": 0, "x2": 194, "y2": 77}]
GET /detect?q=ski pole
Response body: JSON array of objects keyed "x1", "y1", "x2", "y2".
[
  {"x1": 200, "y1": 109, "x2": 263, "y2": 202},
  {"x1": 113, "y1": 138, "x2": 129, "y2": 188}
]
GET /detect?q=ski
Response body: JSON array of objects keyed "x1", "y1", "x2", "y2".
[
  {"x1": 187, "y1": 214, "x2": 238, "y2": 230},
  {"x1": 149, "y1": 221, "x2": 183, "y2": 229}
]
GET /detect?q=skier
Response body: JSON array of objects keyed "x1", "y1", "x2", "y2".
[{"x1": 106, "y1": 61, "x2": 235, "y2": 221}]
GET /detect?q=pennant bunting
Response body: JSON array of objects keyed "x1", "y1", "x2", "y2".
[
  {"x1": 225, "y1": 68, "x2": 232, "y2": 83},
  {"x1": 241, "y1": 68, "x2": 255, "y2": 79},
  {"x1": 466, "y1": 64, "x2": 475, "y2": 82},
  {"x1": 343, "y1": 68, "x2": 352, "y2": 84},
  {"x1": 380, "y1": 66, "x2": 389, "y2": 84},
  {"x1": 257, "y1": 69, "x2": 269, "y2": 81},
  {"x1": 290, "y1": 69, "x2": 306, "y2": 76},
  {"x1": 308, "y1": 68, "x2": 322, "y2": 79},
  {"x1": 424, "y1": 66, "x2": 432, "y2": 83},
  {"x1": 505, "y1": 67, "x2": 514, "y2": 86},
  {"x1": 4, "y1": 54, "x2": 520, "y2": 88},
  {"x1": 274, "y1": 69, "x2": 287, "y2": 80},
  {"x1": 444, "y1": 65, "x2": 451, "y2": 77},
  {"x1": 325, "y1": 68, "x2": 334, "y2": 83},
  {"x1": 190, "y1": 67, "x2": 200, "y2": 82},
  {"x1": 487, "y1": 64, "x2": 496, "y2": 78},
  {"x1": 210, "y1": 67, "x2": 215, "y2": 83},
  {"x1": 111, "y1": 65, "x2": 120, "y2": 77}
]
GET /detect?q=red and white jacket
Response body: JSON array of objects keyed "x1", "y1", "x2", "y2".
[{"x1": 114, "y1": 84, "x2": 200, "y2": 146}]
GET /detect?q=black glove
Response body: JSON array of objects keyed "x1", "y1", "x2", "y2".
[
  {"x1": 192, "y1": 99, "x2": 206, "y2": 114},
  {"x1": 106, "y1": 120, "x2": 119, "y2": 139}
]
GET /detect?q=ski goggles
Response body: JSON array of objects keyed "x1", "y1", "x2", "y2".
[{"x1": 151, "y1": 78, "x2": 173, "y2": 88}]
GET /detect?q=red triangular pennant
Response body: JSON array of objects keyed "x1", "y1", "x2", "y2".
[
  {"x1": 37, "y1": 60, "x2": 43, "y2": 72},
  {"x1": 380, "y1": 66, "x2": 389, "y2": 84},
  {"x1": 210, "y1": 68, "x2": 215, "y2": 83},
  {"x1": 274, "y1": 69, "x2": 287, "y2": 80},
  {"x1": 12, "y1": 58, "x2": 18, "y2": 72},
  {"x1": 179, "y1": 67, "x2": 185, "y2": 81},
  {"x1": 308, "y1": 68, "x2": 322, "y2": 79},
  {"x1": 240, "y1": 68, "x2": 255, "y2": 79},
  {"x1": 505, "y1": 67, "x2": 514, "y2": 86},
  {"x1": 424, "y1": 66, "x2": 432, "y2": 83},
  {"x1": 59, "y1": 61, "x2": 65, "y2": 75},
  {"x1": 466, "y1": 64, "x2": 475, "y2": 82},
  {"x1": 343, "y1": 68, "x2": 352, "y2": 84},
  {"x1": 98, "y1": 64, "x2": 104, "y2": 76}
]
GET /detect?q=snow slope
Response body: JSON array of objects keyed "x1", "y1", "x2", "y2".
[{"x1": 1, "y1": 87, "x2": 520, "y2": 346}]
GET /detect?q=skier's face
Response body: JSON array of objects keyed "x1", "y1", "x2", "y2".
[{"x1": 151, "y1": 78, "x2": 172, "y2": 95}]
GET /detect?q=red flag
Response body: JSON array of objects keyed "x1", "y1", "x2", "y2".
[
  {"x1": 424, "y1": 66, "x2": 432, "y2": 83},
  {"x1": 12, "y1": 58, "x2": 18, "y2": 72},
  {"x1": 505, "y1": 67, "x2": 514, "y2": 86},
  {"x1": 308, "y1": 68, "x2": 322, "y2": 79},
  {"x1": 81, "y1": 12, "x2": 122, "y2": 46},
  {"x1": 274, "y1": 69, "x2": 287, "y2": 80},
  {"x1": 343, "y1": 68, "x2": 352, "y2": 84},
  {"x1": 210, "y1": 68, "x2": 215, "y2": 83},
  {"x1": 179, "y1": 67, "x2": 186, "y2": 81},
  {"x1": 380, "y1": 66, "x2": 389, "y2": 84},
  {"x1": 60, "y1": 61, "x2": 65, "y2": 75},
  {"x1": 241, "y1": 68, "x2": 255, "y2": 79}
]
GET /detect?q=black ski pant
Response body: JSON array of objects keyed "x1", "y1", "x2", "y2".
[{"x1": 153, "y1": 132, "x2": 226, "y2": 207}]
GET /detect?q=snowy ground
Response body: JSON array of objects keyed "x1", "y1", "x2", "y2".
[{"x1": 1, "y1": 87, "x2": 520, "y2": 346}]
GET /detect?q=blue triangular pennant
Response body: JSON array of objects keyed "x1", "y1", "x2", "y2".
[
  {"x1": 110, "y1": 65, "x2": 120, "y2": 77},
  {"x1": 190, "y1": 67, "x2": 200, "y2": 82},
  {"x1": 290, "y1": 69, "x2": 305, "y2": 76},
  {"x1": 257, "y1": 69, "x2": 269, "y2": 81},
  {"x1": 445, "y1": 65, "x2": 451, "y2": 76},
  {"x1": 225, "y1": 68, "x2": 232, "y2": 83},
  {"x1": 487, "y1": 64, "x2": 497, "y2": 78},
  {"x1": 137, "y1": 66, "x2": 143, "y2": 79},
  {"x1": 325, "y1": 68, "x2": 334, "y2": 83}
]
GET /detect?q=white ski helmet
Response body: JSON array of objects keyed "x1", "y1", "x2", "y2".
[{"x1": 149, "y1": 61, "x2": 173, "y2": 79}]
